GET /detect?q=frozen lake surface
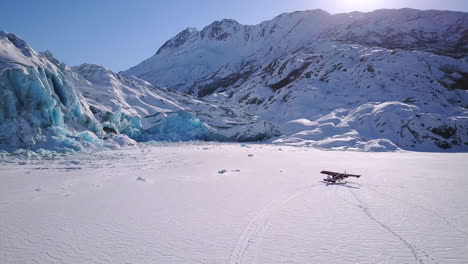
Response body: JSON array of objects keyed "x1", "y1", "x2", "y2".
[{"x1": 1, "y1": 143, "x2": 467, "y2": 263}]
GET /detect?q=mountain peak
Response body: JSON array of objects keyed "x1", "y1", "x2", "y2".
[
  {"x1": 200, "y1": 18, "x2": 242, "y2": 40},
  {"x1": 278, "y1": 9, "x2": 330, "y2": 18},
  {"x1": 156, "y1": 27, "x2": 199, "y2": 55},
  {"x1": 39, "y1": 50, "x2": 65, "y2": 68},
  {"x1": 73, "y1": 63, "x2": 119, "y2": 86}
]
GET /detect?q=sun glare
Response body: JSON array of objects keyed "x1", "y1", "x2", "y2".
[{"x1": 336, "y1": 0, "x2": 378, "y2": 12}]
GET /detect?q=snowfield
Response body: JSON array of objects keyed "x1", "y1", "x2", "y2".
[{"x1": 1, "y1": 143, "x2": 467, "y2": 264}]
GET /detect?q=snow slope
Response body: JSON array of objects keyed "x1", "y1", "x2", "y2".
[
  {"x1": 124, "y1": 9, "x2": 468, "y2": 151},
  {"x1": 1, "y1": 143, "x2": 467, "y2": 263},
  {"x1": 0, "y1": 31, "x2": 278, "y2": 152}
]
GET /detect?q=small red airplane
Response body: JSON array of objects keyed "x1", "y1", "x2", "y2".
[{"x1": 321, "y1": 170, "x2": 361, "y2": 183}]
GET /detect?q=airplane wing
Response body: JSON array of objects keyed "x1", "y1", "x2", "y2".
[
  {"x1": 320, "y1": 170, "x2": 340, "y2": 176},
  {"x1": 321, "y1": 170, "x2": 361, "y2": 178},
  {"x1": 344, "y1": 173, "x2": 361, "y2": 178}
]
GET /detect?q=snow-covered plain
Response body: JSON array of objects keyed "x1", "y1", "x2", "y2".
[{"x1": 1, "y1": 143, "x2": 467, "y2": 264}]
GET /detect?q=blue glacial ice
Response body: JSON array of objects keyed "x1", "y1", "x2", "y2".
[
  {"x1": 0, "y1": 66, "x2": 99, "y2": 152},
  {"x1": 141, "y1": 111, "x2": 210, "y2": 141},
  {"x1": 0, "y1": 65, "x2": 278, "y2": 153}
]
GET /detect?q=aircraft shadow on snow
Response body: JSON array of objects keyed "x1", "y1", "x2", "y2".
[{"x1": 323, "y1": 182, "x2": 361, "y2": 189}]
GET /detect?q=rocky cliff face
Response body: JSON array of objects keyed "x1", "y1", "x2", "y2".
[{"x1": 123, "y1": 9, "x2": 468, "y2": 151}]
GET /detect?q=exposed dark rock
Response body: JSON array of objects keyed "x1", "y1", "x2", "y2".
[
  {"x1": 195, "y1": 71, "x2": 254, "y2": 97},
  {"x1": 431, "y1": 125, "x2": 457, "y2": 139},
  {"x1": 269, "y1": 61, "x2": 312, "y2": 91}
]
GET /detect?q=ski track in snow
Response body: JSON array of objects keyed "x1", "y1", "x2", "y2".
[
  {"x1": 363, "y1": 185, "x2": 468, "y2": 238},
  {"x1": 229, "y1": 184, "x2": 322, "y2": 264},
  {"x1": 347, "y1": 189, "x2": 436, "y2": 264}
]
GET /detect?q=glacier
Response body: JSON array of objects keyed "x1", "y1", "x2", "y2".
[{"x1": 0, "y1": 31, "x2": 279, "y2": 153}]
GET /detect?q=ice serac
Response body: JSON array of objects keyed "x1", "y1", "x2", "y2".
[
  {"x1": 0, "y1": 31, "x2": 100, "y2": 152},
  {"x1": 73, "y1": 63, "x2": 279, "y2": 142},
  {"x1": 0, "y1": 31, "x2": 279, "y2": 152},
  {"x1": 123, "y1": 8, "x2": 468, "y2": 151}
]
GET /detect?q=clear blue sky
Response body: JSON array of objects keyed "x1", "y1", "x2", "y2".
[{"x1": 1, "y1": 0, "x2": 466, "y2": 72}]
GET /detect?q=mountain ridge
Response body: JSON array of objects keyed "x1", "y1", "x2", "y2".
[
  {"x1": 124, "y1": 8, "x2": 467, "y2": 92},
  {"x1": 123, "y1": 8, "x2": 468, "y2": 151}
]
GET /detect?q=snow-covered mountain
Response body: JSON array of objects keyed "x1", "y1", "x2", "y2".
[
  {"x1": 0, "y1": 31, "x2": 278, "y2": 152},
  {"x1": 124, "y1": 9, "x2": 468, "y2": 151}
]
